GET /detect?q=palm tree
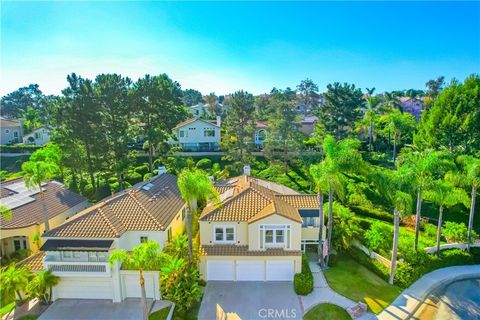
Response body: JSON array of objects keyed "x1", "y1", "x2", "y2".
[
  {"x1": 22, "y1": 160, "x2": 59, "y2": 232},
  {"x1": 364, "y1": 88, "x2": 379, "y2": 152},
  {"x1": 177, "y1": 168, "x2": 219, "y2": 263},
  {"x1": 370, "y1": 169, "x2": 412, "y2": 285},
  {"x1": 398, "y1": 149, "x2": 453, "y2": 252},
  {"x1": 26, "y1": 269, "x2": 60, "y2": 304},
  {"x1": 320, "y1": 136, "x2": 365, "y2": 265},
  {"x1": 109, "y1": 241, "x2": 165, "y2": 320},
  {"x1": 424, "y1": 176, "x2": 470, "y2": 253},
  {"x1": 457, "y1": 155, "x2": 480, "y2": 249},
  {"x1": 0, "y1": 265, "x2": 32, "y2": 304},
  {"x1": 309, "y1": 163, "x2": 327, "y2": 267}
]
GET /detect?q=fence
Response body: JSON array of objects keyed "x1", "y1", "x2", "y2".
[
  {"x1": 424, "y1": 241, "x2": 480, "y2": 254},
  {"x1": 352, "y1": 239, "x2": 392, "y2": 267}
]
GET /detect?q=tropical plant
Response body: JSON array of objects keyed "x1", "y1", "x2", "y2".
[
  {"x1": 424, "y1": 176, "x2": 470, "y2": 253},
  {"x1": 309, "y1": 164, "x2": 327, "y2": 267},
  {"x1": 160, "y1": 256, "x2": 202, "y2": 312},
  {"x1": 398, "y1": 149, "x2": 453, "y2": 252},
  {"x1": 442, "y1": 222, "x2": 476, "y2": 243},
  {"x1": 363, "y1": 87, "x2": 381, "y2": 152},
  {"x1": 162, "y1": 234, "x2": 189, "y2": 261},
  {"x1": 25, "y1": 269, "x2": 59, "y2": 304},
  {"x1": 365, "y1": 221, "x2": 392, "y2": 254},
  {"x1": 109, "y1": 241, "x2": 166, "y2": 320},
  {"x1": 329, "y1": 202, "x2": 360, "y2": 251},
  {"x1": 22, "y1": 106, "x2": 42, "y2": 133},
  {"x1": 22, "y1": 154, "x2": 59, "y2": 232},
  {"x1": 177, "y1": 168, "x2": 219, "y2": 263},
  {"x1": 456, "y1": 155, "x2": 480, "y2": 249},
  {"x1": 0, "y1": 265, "x2": 32, "y2": 304}
]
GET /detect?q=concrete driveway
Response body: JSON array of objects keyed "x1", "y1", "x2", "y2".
[
  {"x1": 198, "y1": 282, "x2": 302, "y2": 320},
  {"x1": 38, "y1": 298, "x2": 155, "y2": 320}
]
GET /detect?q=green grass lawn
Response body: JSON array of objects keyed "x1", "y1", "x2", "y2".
[
  {"x1": 149, "y1": 307, "x2": 170, "y2": 320},
  {"x1": 324, "y1": 254, "x2": 402, "y2": 314},
  {"x1": 0, "y1": 302, "x2": 15, "y2": 317},
  {"x1": 304, "y1": 303, "x2": 352, "y2": 320}
]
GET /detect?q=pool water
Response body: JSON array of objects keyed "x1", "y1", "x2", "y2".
[{"x1": 414, "y1": 278, "x2": 480, "y2": 320}]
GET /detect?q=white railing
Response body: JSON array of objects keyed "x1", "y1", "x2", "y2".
[
  {"x1": 45, "y1": 261, "x2": 111, "y2": 276},
  {"x1": 352, "y1": 239, "x2": 392, "y2": 267},
  {"x1": 424, "y1": 241, "x2": 480, "y2": 254}
]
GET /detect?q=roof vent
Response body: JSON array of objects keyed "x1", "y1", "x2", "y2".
[
  {"x1": 243, "y1": 165, "x2": 251, "y2": 176},
  {"x1": 158, "y1": 166, "x2": 167, "y2": 175}
]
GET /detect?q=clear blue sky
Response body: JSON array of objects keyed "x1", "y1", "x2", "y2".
[{"x1": 1, "y1": 1, "x2": 479, "y2": 96}]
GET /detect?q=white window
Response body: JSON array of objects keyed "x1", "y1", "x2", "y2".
[
  {"x1": 73, "y1": 252, "x2": 81, "y2": 259},
  {"x1": 261, "y1": 225, "x2": 290, "y2": 248},
  {"x1": 214, "y1": 225, "x2": 235, "y2": 243},
  {"x1": 62, "y1": 251, "x2": 72, "y2": 259},
  {"x1": 140, "y1": 236, "x2": 148, "y2": 243},
  {"x1": 97, "y1": 252, "x2": 107, "y2": 262},
  {"x1": 302, "y1": 217, "x2": 320, "y2": 228},
  {"x1": 179, "y1": 130, "x2": 186, "y2": 138},
  {"x1": 204, "y1": 128, "x2": 215, "y2": 137},
  {"x1": 88, "y1": 252, "x2": 98, "y2": 262}
]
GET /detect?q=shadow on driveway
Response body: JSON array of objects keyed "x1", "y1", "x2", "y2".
[{"x1": 198, "y1": 282, "x2": 301, "y2": 320}]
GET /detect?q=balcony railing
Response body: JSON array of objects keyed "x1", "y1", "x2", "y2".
[{"x1": 45, "y1": 261, "x2": 111, "y2": 276}]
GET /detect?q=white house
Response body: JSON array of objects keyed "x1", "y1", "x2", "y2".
[
  {"x1": 254, "y1": 121, "x2": 267, "y2": 149},
  {"x1": 0, "y1": 118, "x2": 23, "y2": 145},
  {"x1": 188, "y1": 103, "x2": 208, "y2": 117},
  {"x1": 23, "y1": 126, "x2": 51, "y2": 146},
  {"x1": 21, "y1": 172, "x2": 186, "y2": 303},
  {"x1": 171, "y1": 117, "x2": 221, "y2": 152}
]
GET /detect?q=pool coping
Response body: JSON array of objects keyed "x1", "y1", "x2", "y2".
[{"x1": 377, "y1": 264, "x2": 480, "y2": 320}]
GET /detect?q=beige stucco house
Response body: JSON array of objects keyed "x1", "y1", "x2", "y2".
[{"x1": 198, "y1": 175, "x2": 322, "y2": 282}]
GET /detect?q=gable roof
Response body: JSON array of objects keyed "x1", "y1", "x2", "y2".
[
  {"x1": 174, "y1": 117, "x2": 219, "y2": 129},
  {"x1": 200, "y1": 176, "x2": 317, "y2": 224},
  {"x1": 0, "y1": 179, "x2": 88, "y2": 230},
  {"x1": 0, "y1": 118, "x2": 21, "y2": 128},
  {"x1": 43, "y1": 173, "x2": 185, "y2": 239}
]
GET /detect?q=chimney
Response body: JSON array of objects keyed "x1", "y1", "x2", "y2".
[
  {"x1": 243, "y1": 165, "x2": 251, "y2": 176},
  {"x1": 216, "y1": 115, "x2": 221, "y2": 127},
  {"x1": 157, "y1": 166, "x2": 167, "y2": 175}
]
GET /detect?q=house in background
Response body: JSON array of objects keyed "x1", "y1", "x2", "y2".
[
  {"x1": 254, "y1": 121, "x2": 267, "y2": 149},
  {"x1": 23, "y1": 126, "x2": 52, "y2": 146},
  {"x1": 0, "y1": 179, "x2": 89, "y2": 258},
  {"x1": 22, "y1": 172, "x2": 186, "y2": 302},
  {"x1": 171, "y1": 117, "x2": 221, "y2": 152},
  {"x1": 198, "y1": 174, "x2": 322, "y2": 282},
  {"x1": 299, "y1": 115, "x2": 318, "y2": 136},
  {"x1": 0, "y1": 118, "x2": 23, "y2": 144},
  {"x1": 188, "y1": 103, "x2": 208, "y2": 118},
  {"x1": 400, "y1": 97, "x2": 424, "y2": 120}
]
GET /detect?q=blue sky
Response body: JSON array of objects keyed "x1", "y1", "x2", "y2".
[{"x1": 1, "y1": 1, "x2": 479, "y2": 96}]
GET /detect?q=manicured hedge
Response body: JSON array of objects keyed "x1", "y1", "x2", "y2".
[
  {"x1": 351, "y1": 205, "x2": 393, "y2": 223},
  {"x1": 0, "y1": 144, "x2": 40, "y2": 153},
  {"x1": 294, "y1": 254, "x2": 314, "y2": 295}
]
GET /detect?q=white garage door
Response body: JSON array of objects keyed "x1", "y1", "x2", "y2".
[
  {"x1": 122, "y1": 274, "x2": 155, "y2": 298},
  {"x1": 266, "y1": 260, "x2": 294, "y2": 281},
  {"x1": 207, "y1": 261, "x2": 235, "y2": 281},
  {"x1": 236, "y1": 261, "x2": 264, "y2": 281},
  {"x1": 54, "y1": 277, "x2": 113, "y2": 300}
]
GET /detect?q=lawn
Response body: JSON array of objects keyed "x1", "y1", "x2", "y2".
[
  {"x1": 304, "y1": 303, "x2": 352, "y2": 320},
  {"x1": 323, "y1": 254, "x2": 402, "y2": 314},
  {"x1": 149, "y1": 307, "x2": 170, "y2": 320}
]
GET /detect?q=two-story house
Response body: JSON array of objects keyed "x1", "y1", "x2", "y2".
[
  {"x1": 23, "y1": 126, "x2": 52, "y2": 146},
  {"x1": 21, "y1": 172, "x2": 186, "y2": 302},
  {"x1": 0, "y1": 118, "x2": 23, "y2": 144},
  {"x1": 171, "y1": 117, "x2": 221, "y2": 152},
  {"x1": 198, "y1": 175, "x2": 322, "y2": 282}
]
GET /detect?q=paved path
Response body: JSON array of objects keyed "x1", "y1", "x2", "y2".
[{"x1": 378, "y1": 264, "x2": 480, "y2": 320}]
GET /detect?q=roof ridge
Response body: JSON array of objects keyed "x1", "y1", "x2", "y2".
[
  {"x1": 128, "y1": 192, "x2": 164, "y2": 230},
  {"x1": 96, "y1": 207, "x2": 122, "y2": 237}
]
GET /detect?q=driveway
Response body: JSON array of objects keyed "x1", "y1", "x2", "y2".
[
  {"x1": 198, "y1": 282, "x2": 302, "y2": 320},
  {"x1": 38, "y1": 298, "x2": 155, "y2": 320}
]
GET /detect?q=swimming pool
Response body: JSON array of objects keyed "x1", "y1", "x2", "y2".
[{"x1": 413, "y1": 278, "x2": 480, "y2": 319}]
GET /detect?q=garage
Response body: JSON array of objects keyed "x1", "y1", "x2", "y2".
[
  {"x1": 266, "y1": 260, "x2": 294, "y2": 281},
  {"x1": 207, "y1": 261, "x2": 235, "y2": 281},
  {"x1": 236, "y1": 261, "x2": 264, "y2": 281},
  {"x1": 121, "y1": 273, "x2": 156, "y2": 298},
  {"x1": 53, "y1": 277, "x2": 113, "y2": 300}
]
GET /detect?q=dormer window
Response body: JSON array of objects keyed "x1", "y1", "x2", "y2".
[{"x1": 214, "y1": 225, "x2": 235, "y2": 243}]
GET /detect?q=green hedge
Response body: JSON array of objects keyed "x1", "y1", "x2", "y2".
[
  {"x1": 294, "y1": 254, "x2": 314, "y2": 295},
  {"x1": 351, "y1": 206, "x2": 393, "y2": 223},
  {"x1": 0, "y1": 144, "x2": 40, "y2": 153}
]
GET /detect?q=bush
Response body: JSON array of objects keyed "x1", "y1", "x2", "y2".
[
  {"x1": 134, "y1": 164, "x2": 149, "y2": 176},
  {"x1": 0, "y1": 144, "x2": 40, "y2": 153},
  {"x1": 394, "y1": 262, "x2": 417, "y2": 288},
  {"x1": 294, "y1": 255, "x2": 314, "y2": 295},
  {"x1": 351, "y1": 206, "x2": 393, "y2": 223},
  {"x1": 365, "y1": 221, "x2": 392, "y2": 253},
  {"x1": 196, "y1": 158, "x2": 212, "y2": 170},
  {"x1": 423, "y1": 223, "x2": 437, "y2": 239},
  {"x1": 442, "y1": 222, "x2": 474, "y2": 243},
  {"x1": 126, "y1": 172, "x2": 143, "y2": 185}
]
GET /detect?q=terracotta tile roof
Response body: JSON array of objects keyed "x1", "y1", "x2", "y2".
[
  {"x1": 18, "y1": 251, "x2": 45, "y2": 272},
  {"x1": 43, "y1": 173, "x2": 185, "y2": 239},
  {"x1": 200, "y1": 245, "x2": 301, "y2": 257},
  {"x1": 276, "y1": 195, "x2": 320, "y2": 208},
  {"x1": 215, "y1": 185, "x2": 235, "y2": 194},
  {"x1": 0, "y1": 180, "x2": 88, "y2": 229},
  {"x1": 0, "y1": 118, "x2": 21, "y2": 127},
  {"x1": 200, "y1": 176, "x2": 311, "y2": 224}
]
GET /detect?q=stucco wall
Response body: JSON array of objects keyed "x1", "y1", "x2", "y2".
[
  {"x1": 174, "y1": 120, "x2": 220, "y2": 145},
  {"x1": 118, "y1": 231, "x2": 165, "y2": 251},
  {"x1": 248, "y1": 215, "x2": 301, "y2": 251},
  {"x1": 199, "y1": 221, "x2": 248, "y2": 246}
]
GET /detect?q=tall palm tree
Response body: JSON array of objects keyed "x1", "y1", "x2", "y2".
[
  {"x1": 0, "y1": 265, "x2": 32, "y2": 304},
  {"x1": 457, "y1": 155, "x2": 480, "y2": 249},
  {"x1": 370, "y1": 169, "x2": 412, "y2": 285},
  {"x1": 310, "y1": 163, "x2": 328, "y2": 267},
  {"x1": 424, "y1": 176, "x2": 470, "y2": 253},
  {"x1": 364, "y1": 88, "x2": 379, "y2": 152},
  {"x1": 26, "y1": 269, "x2": 60, "y2": 303},
  {"x1": 22, "y1": 160, "x2": 59, "y2": 232},
  {"x1": 398, "y1": 149, "x2": 453, "y2": 252},
  {"x1": 109, "y1": 241, "x2": 165, "y2": 320},
  {"x1": 177, "y1": 168, "x2": 219, "y2": 263},
  {"x1": 320, "y1": 136, "x2": 365, "y2": 265}
]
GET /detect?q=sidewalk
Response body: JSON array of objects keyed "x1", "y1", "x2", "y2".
[{"x1": 378, "y1": 264, "x2": 480, "y2": 320}]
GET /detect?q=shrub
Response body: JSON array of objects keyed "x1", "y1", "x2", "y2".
[
  {"x1": 365, "y1": 221, "x2": 392, "y2": 253},
  {"x1": 126, "y1": 172, "x2": 143, "y2": 185},
  {"x1": 294, "y1": 254, "x2": 314, "y2": 295},
  {"x1": 394, "y1": 262, "x2": 417, "y2": 288},
  {"x1": 143, "y1": 173, "x2": 153, "y2": 181},
  {"x1": 442, "y1": 222, "x2": 473, "y2": 243},
  {"x1": 196, "y1": 158, "x2": 212, "y2": 170},
  {"x1": 423, "y1": 223, "x2": 437, "y2": 239},
  {"x1": 134, "y1": 165, "x2": 149, "y2": 176},
  {"x1": 351, "y1": 206, "x2": 393, "y2": 223}
]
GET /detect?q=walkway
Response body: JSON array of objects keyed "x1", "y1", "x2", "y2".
[
  {"x1": 300, "y1": 260, "x2": 372, "y2": 318},
  {"x1": 378, "y1": 264, "x2": 480, "y2": 320}
]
